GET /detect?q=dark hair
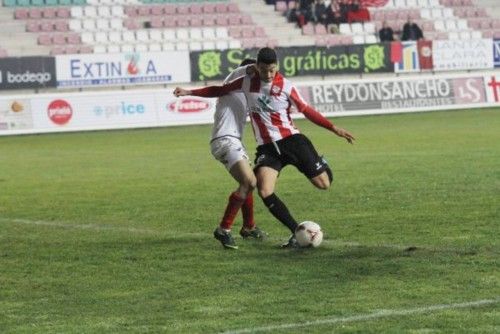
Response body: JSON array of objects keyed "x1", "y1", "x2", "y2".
[
  {"x1": 239, "y1": 58, "x2": 257, "y2": 66},
  {"x1": 257, "y1": 47, "x2": 277, "y2": 65}
]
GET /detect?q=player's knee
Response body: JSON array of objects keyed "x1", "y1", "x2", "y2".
[
  {"x1": 316, "y1": 178, "x2": 330, "y2": 190},
  {"x1": 312, "y1": 171, "x2": 331, "y2": 190},
  {"x1": 258, "y1": 187, "x2": 273, "y2": 199},
  {"x1": 241, "y1": 175, "x2": 257, "y2": 193}
]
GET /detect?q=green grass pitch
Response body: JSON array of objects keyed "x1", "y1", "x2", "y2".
[{"x1": 0, "y1": 108, "x2": 499, "y2": 333}]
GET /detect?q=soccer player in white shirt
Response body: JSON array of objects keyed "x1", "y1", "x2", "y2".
[
  {"x1": 206, "y1": 59, "x2": 266, "y2": 249},
  {"x1": 174, "y1": 48, "x2": 355, "y2": 248}
]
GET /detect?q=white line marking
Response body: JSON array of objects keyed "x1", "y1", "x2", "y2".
[
  {"x1": 0, "y1": 217, "x2": 481, "y2": 253},
  {"x1": 0, "y1": 217, "x2": 158, "y2": 234},
  {"x1": 221, "y1": 298, "x2": 500, "y2": 334}
]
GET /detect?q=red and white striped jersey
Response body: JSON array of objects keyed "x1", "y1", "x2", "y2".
[{"x1": 191, "y1": 72, "x2": 334, "y2": 146}]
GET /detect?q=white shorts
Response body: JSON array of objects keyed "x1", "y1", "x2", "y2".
[{"x1": 210, "y1": 136, "x2": 250, "y2": 170}]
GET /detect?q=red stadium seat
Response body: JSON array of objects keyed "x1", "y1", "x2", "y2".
[
  {"x1": 43, "y1": 8, "x2": 56, "y2": 19},
  {"x1": 151, "y1": 6, "x2": 163, "y2": 16},
  {"x1": 189, "y1": 4, "x2": 202, "y2": 15},
  {"x1": 203, "y1": 3, "x2": 216, "y2": 14},
  {"x1": 54, "y1": 20, "x2": 69, "y2": 32},
  {"x1": 14, "y1": 8, "x2": 29, "y2": 20},
  {"x1": 163, "y1": 4, "x2": 176, "y2": 15},
  {"x1": 29, "y1": 8, "x2": 42, "y2": 19},
  {"x1": 177, "y1": 5, "x2": 189, "y2": 15}
]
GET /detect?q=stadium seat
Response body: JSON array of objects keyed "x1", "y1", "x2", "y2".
[
  {"x1": 94, "y1": 45, "x2": 107, "y2": 53},
  {"x1": 149, "y1": 43, "x2": 162, "y2": 52},
  {"x1": 107, "y1": 44, "x2": 121, "y2": 53},
  {"x1": 190, "y1": 27, "x2": 202, "y2": 40},
  {"x1": 175, "y1": 42, "x2": 189, "y2": 51},
  {"x1": 364, "y1": 22, "x2": 375, "y2": 34},
  {"x1": 43, "y1": 8, "x2": 57, "y2": 19},
  {"x1": 121, "y1": 44, "x2": 134, "y2": 52},
  {"x1": 122, "y1": 30, "x2": 135, "y2": 42},
  {"x1": 162, "y1": 42, "x2": 175, "y2": 51},
  {"x1": 202, "y1": 27, "x2": 216, "y2": 39},
  {"x1": 434, "y1": 20, "x2": 445, "y2": 31},
  {"x1": 136, "y1": 29, "x2": 149, "y2": 42},
  {"x1": 215, "y1": 27, "x2": 228, "y2": 39},
  {"x1": 351, "y1": 23, "x2": 363, "y2": 34},
  {"x1": 95, "y1": 31, "x2": 108, "y2": 43},
  {"x1": 81, "y1": 32, "x2": 94, "y2": 44},
  {"x1": 14, "y1": 8, "x2": 29, "y2": 19},
  {"x1": 149, "y1": 29, "x2": 162, "y2": 42},
  {"x1": 448, "y1": 31, "x2": 459, "y2": 39},
  {"x1": 55, "y1": 20, "x2": 69, "y2": 32},
  {"x1": 215, "y1": 40, "x2": 229, "y2": 50},
  {"x1": 352, "y1": 35, "x2": 365, "y2": 44},
  {"x1": 176, "y1": 28, "x2": 189, "y2": 40},
  {"x1": 228, "y1": 39, "x2": 241, "y2": 49},
  {"x1": 38, "y1": 34, "x2": 52, "y2": 45},
  {"x1": 84, "y1": 6, "x2": 97, "y2": 17},
  {"x1": 70, "y1": 6, "x2": 83, "y2": 18},
  {"x1": 29, "y1": 8, "x2": 42, "y2": 19},
  {"x1": 302, "y1": 24, "x2": 314, "y2": 36},
  {"x1": 189, "y1": 41, "x2": 203, "y2": 51},
  {"x1": 106, "y1": 31, "x2": 120, "y2": 43},
  {"x1": 365, "y1": 35, "x2": 377, "y2": 43},
  {"x1": 162, "y1": 29, "x2": 175, "y2": 41},
  {"x1": 135, "y1": 43, "x2": 148, "y2": 52},
  {"x1": 339, "y1": 23, "x2": 351, "y2": 35}
]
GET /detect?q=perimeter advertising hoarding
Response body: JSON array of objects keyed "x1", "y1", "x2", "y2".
[
  {"x1": 190, "y1": 44, "x2": 392, "y2": 82},
  {"x1": 299, "y1": 75, "x2": 488, "y2": 116},
  {"x1": 1, "y1": 72, "x2": 497, "y2": 136},
  {"x1": 0, "y1": 57, "x2": 56, "y2": 90},
  {"x1": 26, "y1": 90, "x2": 215, "y2": 133},
  {"x1": 55, "y1": 51, "x2": 191, "y2": 88},
  {"x1": 433, "y1": 39, "x2": 494, "y2": 71}
]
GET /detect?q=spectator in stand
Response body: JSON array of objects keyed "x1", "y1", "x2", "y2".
[
  {"x1": 287, "y1": 0, "x2": 313, "y2": 28},
  {"x1": 339, "y1": 0, "x2": 350, "y2": 23},
  {"x1": 350, "y1": 0, "x2": 360, "y2": 11},
  {"x1": 401, "y1": 17, "x2": 423, "y2": 41},
  {"x1": 379, "y1": 21, "x2": 395, "y2": 42},
  {"x1": 326, "y1": 0, "x2": 342, "y2": 31},
  {"x1": 309, "y1": 0, "x2": 328, "y2": 26}
]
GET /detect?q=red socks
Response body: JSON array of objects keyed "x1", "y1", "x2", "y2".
[
  {"x1": 220, "y1": 192, "x2": 245, "y2": 230},
  {"x1": 242, "y1": 192, "x2": 255, "y2": 230},
  {"x1": 219, "y1": 192, "x2": 255, "y2": 231}
]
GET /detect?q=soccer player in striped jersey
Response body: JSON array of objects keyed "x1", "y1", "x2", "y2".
[{"x1": 174, "y1": 48, "x2": 355, "y2": 247}]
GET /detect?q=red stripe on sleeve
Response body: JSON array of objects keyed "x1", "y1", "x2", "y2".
[
  {"x1": 191, "y1": 77, "x2": 244, "y2": 97},
  {"x1": 290, "y1": 87, "x2": 334, "y2": 131}
]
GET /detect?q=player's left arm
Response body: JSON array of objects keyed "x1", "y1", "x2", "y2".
[{"x1": 289, "y1": 87, "x2": 355, "y2": 144}]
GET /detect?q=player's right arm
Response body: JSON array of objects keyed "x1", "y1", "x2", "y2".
[{"x1": 173, "y1": 77, "x2": 244, "y2": 98}]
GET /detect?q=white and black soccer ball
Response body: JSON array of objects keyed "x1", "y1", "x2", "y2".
[{"x1": 295, "y1": 221, "x2": 323, "y2": 248}]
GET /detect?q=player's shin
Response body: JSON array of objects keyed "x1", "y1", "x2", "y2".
[
  {"x1": 262, "y1": 193, "x2": 298, "y2": 233},
  {"x1": 220, "y1": 191, "x2": 245, "y2": 231},
  {"x1": 241, "y1": 192, "x2": 255, "y2": 230}
]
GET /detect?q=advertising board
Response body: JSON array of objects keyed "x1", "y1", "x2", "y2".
[{"x1": 56, "y1": 51, "x2": 191, "y2": 88}]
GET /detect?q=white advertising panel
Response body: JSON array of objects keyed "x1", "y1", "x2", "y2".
[
  {"x1": 433, "y1": 39, "x2": 494, "y2": 71},
  {"x1": 30, "y1": 93, "x2": 158, "y2": 131},
  {"x1": 56, "y1": 51, "x2": 191, "y2": 88}
]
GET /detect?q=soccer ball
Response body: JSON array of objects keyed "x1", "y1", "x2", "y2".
[{"x1": 295, "y1": 221, "x2": 323, "y2": 248}]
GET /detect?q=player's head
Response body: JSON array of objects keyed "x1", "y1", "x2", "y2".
[
  {"x1": 256, "y1": 47, "x2": 278, "y2": 83},
  {"x1": 239, "y1": 58, "x2": 257, "y2": 66}
]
